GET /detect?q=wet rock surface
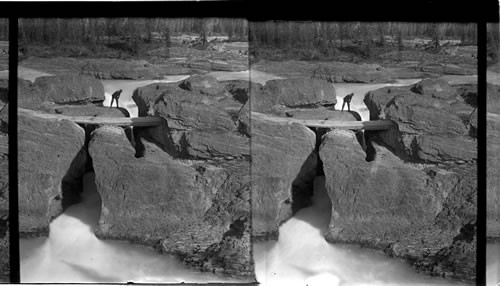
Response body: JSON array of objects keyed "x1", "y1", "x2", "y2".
[
  {"x1": 18, "y1": 75, "x2": 105, "y2": 110},
  {"x1": 18, "y1": 111, "x2": 87, "y2": 237}
]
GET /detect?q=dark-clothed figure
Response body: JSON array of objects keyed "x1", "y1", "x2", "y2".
[
  {"x1": 342, "y1": 93, "x2": 354, "y2": 112},
  {"x1": 110, "y1": 89, "x2": 122, "y2": 108}
]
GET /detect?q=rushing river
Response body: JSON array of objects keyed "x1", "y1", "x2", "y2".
[
  {"x1": 20, "y1": 173, "x2": 248, "y2": 283},
  {"x1": 254, "y1": 176, "x2": 469, "y2": 286},
  {"x1": 20, "y1": 71, "x2": 483, "y2": 284}
]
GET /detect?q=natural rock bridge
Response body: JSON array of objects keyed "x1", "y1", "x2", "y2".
[{"x1": 19, "y1": 108, "x2": 395, "y2": 130}]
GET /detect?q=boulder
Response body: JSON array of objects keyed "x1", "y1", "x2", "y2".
[
  {"x1": 18, "y1": 75, "x2": 105, "y2": 110},
  {"x1": 364, "y1": 78, "x2": 476, "y2": 164},
  {"x1": 261, "y1": 78, "x2": 336, "y2": 109},
  {"x1": 251, "y1": 115, "x2": 317, "y2": 239},
  {"x1": 132, "y1": 83, "x2": 248, "y2": 160},
  {"x1": 320, "y1": 130, "x2": 476, "y2": 281},
  {"x1": 18, "y1": 111, "x2": 87, "y2": 237},
  {"x1": 410, "y1": 78, "x2": 458, "y2": 100},
  {"x1": 88, "y1": 126, "x2": 253, "y2": 277},
  {"x1": 179, "y1": 74, "x2": 229, "y2": 97},
  {"x1": 311, "y1": 62, "x2": 393, "y2": 83}
]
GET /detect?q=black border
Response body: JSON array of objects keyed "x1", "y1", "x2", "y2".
[
  {"x1": 0, "y1": 0, "x2": 495, "y2": 21},
  {"x1": 3, "y1": 0, "x2": 498, "y2": 284},
  {"x1": 477, "y1": 20, "x2": 487, "y2": 286}
]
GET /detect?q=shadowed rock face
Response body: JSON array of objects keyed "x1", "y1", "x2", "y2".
[
  {"x1": 222, "y1": 80, "x2": 261, "y2": 104},
  {"x1": 0, "y1": 79, "x2": 8, "y2": 281},
  {"x1": 251, "y1": 117, "x2": 316, "y2": 239},
  {"x1": 344, "y1": 77, "x2": 477, "y2": 280},
  {"x1": 18, "y1": 75, "x2": 105, "y2": 110},
  {"x1": 18, "y1": 111, "x2": 87, "y2": 237}
]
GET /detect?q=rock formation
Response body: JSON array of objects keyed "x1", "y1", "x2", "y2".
[
  {"x1": 18, "y1": 110, "x2": 87, "y2": 236},
  {"x1": 251, "y1": 116, "x2": 316, "y2": 239},
  {"x1": 88, "y1": 126, "x2": 252, "y2": 276},
  {"x1": 331, "y1": 77, "x2": 477, "y2": 280},
  {"x1": 252, "y1": 78, "x2": 337, "y2": 113},
  {"x1": 488, "y1": 83, "x2": 500, "y2": 238},
  {"x1": 250, "y1": 77, "x2": 360, "y2": 239},
  {"x1": 179, "y1": 74, "x2": 230, "y2": 97},
  {"x1": 18, "y1": 75, "x2": 105, "y2": 110},
  {"x1": 0, "y1": 79, "x2": 8, "y2": 281},
  {"x1": 81, "y1": 74, "x2": 255, "y2": 278},
  {"x1": 250, "y1": 75, "x2": 477, "y2": 281}
]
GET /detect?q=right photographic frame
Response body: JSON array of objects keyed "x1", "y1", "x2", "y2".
[
  {"x1": 249, "y1": 21, "x2": 480, "y2": 285},
  {"x1": 487, "y1": 20, "x2": 500, "y2": 286}
]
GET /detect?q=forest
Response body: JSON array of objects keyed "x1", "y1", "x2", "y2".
[
  {"x1": 11, "y1": 19, "x2": 500, "y2": 65},
  {"x1": 18, "y1": 18, "x2": 247, "y2": 54},
  {"x1": 0, "y1": 19, "x2": 7, "y2": 41},
  {"x1": 250, "y1": 22, "x2": 479, "y2": 48}
]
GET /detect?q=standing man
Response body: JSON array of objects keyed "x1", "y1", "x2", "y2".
[
  {"x1": 110, "y1": 89, "x2": 122, "y2": 108},
  {"x1": 342, "y1": 93, "x2": 354, "y2": 112}
]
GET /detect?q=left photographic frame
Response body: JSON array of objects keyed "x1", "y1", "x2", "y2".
[{"x1": 0, "y1": 17, "x2": 9, "y2": 283}]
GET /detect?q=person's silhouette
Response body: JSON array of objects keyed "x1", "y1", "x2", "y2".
[
  {"x1": 110, "y1": 89, "x2": 123, "y2": 108},
  {"x1": 342, "y1": 93, "x2": 354, "y2": 112}
]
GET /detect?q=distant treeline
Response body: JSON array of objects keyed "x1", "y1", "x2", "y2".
[
  {"x1": 0, "y1": 19, "x2": 7, "y2": 41},
  {"x1": 18, "y1": 18, "x2": 248, "y2": 47},
  {"x1": 488, "y1": 23, "x2": 500, "y2": 63},
  {"x1": 250, "y1": 21, "x2": 478, "y2": 50}
]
